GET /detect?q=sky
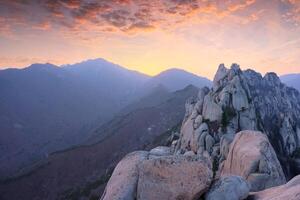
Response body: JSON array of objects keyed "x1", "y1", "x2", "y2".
[{"x1": 0, "y1": 0, "x2": 300, "y2": 79}]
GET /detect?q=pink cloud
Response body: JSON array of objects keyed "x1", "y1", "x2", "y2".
[
  {"x1": 0, "y1": 0, "x2": 263, "y2": 35},
  {"x1": 0, "y1": 0, "x2": 299, "y2": 37}
]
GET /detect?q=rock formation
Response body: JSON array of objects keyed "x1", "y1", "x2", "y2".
[
  {"x1": 101, "y1": 151, "x2": 149, "y2": 200},
  {"x1": 248, "y1": 175, "x2": 300, "y2": 200},
  {"x1": 101, "y1": 63, "x2": 300, "y2": 200},
  {"x1": 101, "y1": 150, "x2": 212, "y2": 200},
  {"x1": 137, "y1": 155, "x2": 212, "y2": 200},
  {"x1": 220, "y1": 131, "x2": 286, "y2": 191},
  {"x1": 175, "y1": 63, "x2": 300, "y2": 178}
]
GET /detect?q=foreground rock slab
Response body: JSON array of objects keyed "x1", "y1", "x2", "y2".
[
  {"x1": 101, "y1": 151, "x2": 148, "y2": 200},
  {"x1": 205, "y1": 175, "x2": 250, "y2": 200},
  {"x1": 137, "y1": 155, "x2": 213, "y2": 200},
  {"x1": 220, "y1": 130, "x2": 286, "y2": 191},
  {"x1": 248, "y1": 175, "x2": 300, "y2": 200}
]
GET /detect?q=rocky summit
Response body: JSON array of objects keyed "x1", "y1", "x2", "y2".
[
  {"x1": 101, "y1": 63, "x2": 300, "y2": 200},
  {"x1": 176, "y1": 63, "x2": 300, "y2": 178}
]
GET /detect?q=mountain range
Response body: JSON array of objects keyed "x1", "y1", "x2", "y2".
[
  {"x1": 0, "y1": 85, "x2": 199, "y2": 200},
  {"x1": 0, "y1": 58, "x2": 211, "y2": 180}
]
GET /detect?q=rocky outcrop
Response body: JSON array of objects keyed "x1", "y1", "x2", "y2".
[
  {"x1": 102, "y1": 63, "x2": 300, "y2": 199},
  {"x1": 101, "y1": 151, "x2": 149, "y2": 200},
  {"x1": 248, "y1": 175, "x2": 300, "y2": 200},
  {"x1": 221, "y1": 131, "x2": 286, "y2": 191},
  {"x1": 243, "y1": 70, "x2": 300, "y2": 174},
  {"x1": 176, "y1": 64, "x2": 260, "y2": 157},
  {"x1": 175, "y1": 63, "x2": 300, "y2": 179},
  {"x1": 137, "y1": 155, "x2": 212, "y2": 200},
  {"x1": 101, "y1": 151, "x2": 213, "y2": 200},
  {"x1": 205, "y1": 175, "x2": 250, "y2": 200}
]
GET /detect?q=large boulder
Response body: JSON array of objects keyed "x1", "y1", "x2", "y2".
[
  {"x1": 248, "y1": 175, "x2": 300, "y2": 200},
  {"x1": 220, "y1": 130, "x2": 286, "y2": 191},
  {"x1": 205, "y1": 175, "x2": 250, "y2": 200},
  {"x1": 137, "y1": 155, "x2": 213, "y2": 200},
  {"x1": 101, "y1": 151, "x2": 149, "y2": 200}
]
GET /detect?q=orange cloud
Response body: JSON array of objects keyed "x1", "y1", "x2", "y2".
[
  {"x1": 0, "y1": 0, "x2": 264, "y2": 36},
  {"x1": 227, "y1": 0, "x2": 256, "y2": 12},
  {"x1": 33, "y1": 21, "x2": 51, "y2": 30}
]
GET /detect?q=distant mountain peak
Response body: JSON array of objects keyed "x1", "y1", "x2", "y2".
[
  {"x1": 65, "y1": 58, "x2": 117, "y2": 69},
  {"x1": 159, "y1": 68, "x2": 188, "y2": 73},
  {"x1": 77, "y1": 58, "x2": 111, "y2": 65},
  {"x1": 156, "y1": 67, "x2": 207, "y2": 78},
  {"x1": 143, "y1": 67, "x2": 211, "y2": 93},
  {"x1": 27, "y1": 63, "x2": 59, "y2": 70}
]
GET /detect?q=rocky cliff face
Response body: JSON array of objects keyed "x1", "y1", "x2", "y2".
[
  {"x1": 101, "y1": 64, "x2": 300, "y2": 200},
  {"x1": 176, "y1": 63, "x2": 300, "y2": 178}
]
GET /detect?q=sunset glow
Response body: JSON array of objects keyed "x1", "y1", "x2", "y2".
[{"x1": 1, "y1": 0, "x2": 300, "y2": 78}]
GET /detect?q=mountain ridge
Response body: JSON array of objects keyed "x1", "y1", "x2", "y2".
[
  {"x1": 0, "y1": 58, "x2": 211, "y2": 180},
  {"x1": 0, "y1": 85, "x2": 199, "y2": 200},
  {"x1": 0, "y1": 59, "x2": 149, "y2": 179}
]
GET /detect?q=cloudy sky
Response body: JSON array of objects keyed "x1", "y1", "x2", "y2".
[{"x1": 0, "y1": 0, "x2": 300, "y2": 78}]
